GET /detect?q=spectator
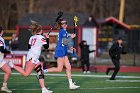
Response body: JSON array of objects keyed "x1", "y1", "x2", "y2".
[
  {"x1": 106, "y1": 37, "x2": 127, "y2": 80},
  {"x1": 9, "y1": 33, "x2": 19, "y2": 51},
  {"x1": 79, "y1": 40, "x2": 95, "y2": 73}
]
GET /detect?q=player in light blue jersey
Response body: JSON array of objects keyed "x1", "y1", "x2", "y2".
[{"x1": 44, "y1": 18, "x2": 80, "y2": 90}]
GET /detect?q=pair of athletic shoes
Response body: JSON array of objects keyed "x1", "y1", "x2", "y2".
[
  {"x1": 1, "y1": 86, "x2": 53, "y2": 93},
  {"x1": 42, "y1": 83, "x2": 80, "y2": 93}
]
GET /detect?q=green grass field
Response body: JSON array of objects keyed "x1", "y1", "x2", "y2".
[{"x1": 0, "y1": 71, "x2": 140, "y2": 93}]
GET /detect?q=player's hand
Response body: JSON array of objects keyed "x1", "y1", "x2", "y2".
[
  {"x1": 70, "y1": 47, "x2": 76, "y2": 52},
  {"x1": 43, "y1": 33, "x2": 49, "y2": 38},
  {"x1": 71, "y1": 33, "x2": 76, "y2": 38}
]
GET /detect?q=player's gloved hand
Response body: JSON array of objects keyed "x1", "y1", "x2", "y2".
[
  {"x1": 43, "y1": 33, "x2": 49, "y2": 38},
  {"x1": 71, "y1": 33, "x2": 76, "y2": 38},
  {"x1": 70, "y1": 47, "x2": 76, "y2": 52}
]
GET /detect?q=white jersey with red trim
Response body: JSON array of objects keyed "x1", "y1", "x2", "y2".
[
  {"x1": 0, "y1": 36, "x2": 5, "y2": 67},
  {"x1": 0, "y1": 36, "x2": 5, "y2": 49},
  {"x1": 26, "y1": 34, "x2": 47, "y2": 63}
]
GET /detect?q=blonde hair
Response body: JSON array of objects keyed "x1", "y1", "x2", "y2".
[{"x1": 30, "y1": 21, "x2": 42, "y2": 35}]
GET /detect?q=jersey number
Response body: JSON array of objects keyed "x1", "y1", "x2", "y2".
[{"x1": 30, "y1": 38, "x2": 37, "y2": 46}]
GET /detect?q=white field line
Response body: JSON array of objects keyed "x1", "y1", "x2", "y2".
[
  {"x1": 106, "y1": 80, "x2": 140, "y2": 82},
  {"x1": 0, "y1": 72, "x2": 140, "y2": 78},
  {"x1": 1, "y1": 80, "x2": 140, "y2": 83},
  {"x1": 9, "y1": 87, "x2": 140, "y2": 91}
]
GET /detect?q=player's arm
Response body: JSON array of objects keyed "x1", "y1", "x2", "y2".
[
  {"x1": 43, "y1": 38, "x2": 49, "y2": 49},
  {"x1": 42, "y1": 33, "x2": 49, "y2": 49},
  {"x1": 0, "y1": 46, "x2": 5, "y2": 53},
  {"x1": 0, "y1": 46, "x2": 10, "y2": 54},
  {"x1": 28, "y1": 44, "x2": 31, "y2": 49},
  {"x1": 0, "y1": 40, "x2": 10, "y2": 54},
  {"x1": 28, "y1": 37, "x2": 32, "y2": 49}
]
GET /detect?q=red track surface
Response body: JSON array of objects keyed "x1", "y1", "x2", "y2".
[{"x1": 72, "y1": 65, "x2": 140, "y2": 73}]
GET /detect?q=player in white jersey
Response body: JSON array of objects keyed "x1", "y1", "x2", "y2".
[
  {"x1": 8, "y1": 22, "x2": 53, "y2": 93},
  {"x1": 0, "y1": 26, "x2": 12, "y2": 92}
]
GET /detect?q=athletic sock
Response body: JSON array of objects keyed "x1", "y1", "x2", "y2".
[
  {"x1": 43, "y1": 69, "x2": 48, "y2": 73},
  {"x1": 68, "y1": 79, "x2": 73, "y2": 85},
  {"x1": 2, "y1": 83, "x2": 7, "y2": 87},
  {"x1": 42, "y1": 87, "x2": 46, "y2": 90}
]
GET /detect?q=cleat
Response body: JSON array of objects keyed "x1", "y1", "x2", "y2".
[
  {"x1": 87, "y1": 71, "x2": 91, "y2": 73},
  {"x1": 1, "y1": 86, "x2": 12, "y2": 93},
  {"x1": 83, "y1": 71, "x2": 86, "y2": 74},
  {"x1": 42, "y1": 88, "x2": 53, "y2": 93},
  {"x1": 8, "y1": 61, "x2": 14, "y2": 68},
  {"x1": 47, "y1": 88, "x2": 53, "y2": 93},
  {"x1": 109, "y1": 78, "x2": 116, "y2": 80},
  {"x1": 69, "y1": 83, "x2": 80, "y2": 90}
]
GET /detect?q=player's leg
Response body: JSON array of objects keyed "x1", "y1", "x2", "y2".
[
  {"x1": 9, "y1": 60, "x2": 35, "y2": 76},
  {"x1": 44, "y1": 57, "x2": 64, "y2": 73},
  {"x1": 64, "y1": 56, "x2": 71, "y2": 79},
  {"x1": 64, "y1": 56, "x2": 80, "y2": 89},
  {"x1": 34, "y1": 63, "x2": 53, "y2": 93},
  {"x1": 81, "y1": 59, "x2": 86, "y2": 73},
  {"x1": 86, "y1": 59, "x2": 91, "y2": 73},
  {"x1": 1, "y1": 63, "x2": 12, "y2": 92},
  {"x1": 106, "y1": 58, "x2": 115, "y2": 75},
  {"x1": 110, "y1": 59, "x2": 120, "y2": 80}
]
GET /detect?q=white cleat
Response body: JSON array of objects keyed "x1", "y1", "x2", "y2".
[
  {"x1": 69, "y1": 83, "x2": 80, "y2": 90},
  {"x1": 42, "y1": 88, "x2": 53, "y2": 93},
  {"x1": 1, "y1": 86, "x2": 12, "y2": 93},
  {"x1": 83, "y1": 71, "x2": 86, "y2": 74},
  {"x1": 87, "y1": 71, "x2": 91, "y2": 74},
  {"x1": 8, "y1": 61, "x2": 14, "y2": 68}
]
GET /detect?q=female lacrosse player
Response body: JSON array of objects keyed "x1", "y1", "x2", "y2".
[
  {"x1": 43, "y1": 18, "x2": 80, "y2": 89},
  {"x1": 8, "y1": 22, "x2": 52, "y2": 93},
  {"x1": 0, "y1": 26, "x2": 12, "y2": 92}
]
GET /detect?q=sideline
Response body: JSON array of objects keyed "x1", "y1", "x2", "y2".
[
  {"x1": 0, "y1": 72, "x2": 140, "y2": 78},
  {"x1": 8, "y1": 87, "x2": 140, "y2": 91}
]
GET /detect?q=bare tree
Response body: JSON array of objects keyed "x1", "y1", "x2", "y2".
[
  {"x1": 29, "y1": 0, "x2": 34, "y2": 14},
  {"x1": 0, "y1": 0, "x2": 14, "y2": 29}
]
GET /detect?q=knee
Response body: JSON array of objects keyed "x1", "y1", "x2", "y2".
[
  {"x1": 66, "y1": 67, "x2": 71, "y2": 72},
  {"x1": 6, "y1": 70, "x2": 11, "y2": 75},
  {"x1": 115, "y1": 67, "x2": 120, "y2": 71}
]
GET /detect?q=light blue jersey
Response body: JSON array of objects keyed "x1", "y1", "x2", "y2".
[{"x1": 55, "y1": 28, "x2": 68, "y2": 58}]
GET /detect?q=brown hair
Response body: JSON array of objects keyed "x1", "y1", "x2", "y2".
[
  {"x1": 55, "y1": 18, "x2": 67, "y2": 29},
  {"x1": 30, "y1": 21, "x2": 42, "y2": 35}
]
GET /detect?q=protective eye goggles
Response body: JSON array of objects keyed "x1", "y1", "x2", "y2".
[{"x1": 61, "y1": 22, "x2": 67, "y2": 25}]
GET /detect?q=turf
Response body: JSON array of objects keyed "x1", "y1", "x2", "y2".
[{"x1": 0, "y1": 71, "x2": 140, "y2": 93}]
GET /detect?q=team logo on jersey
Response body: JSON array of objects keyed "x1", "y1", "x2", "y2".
[
  {"x1": 41, "y1": 38, "x2": 46, "y2": 42},
  {"x1": 0, "y1": 40, "x2": 3, "y2": 46},
  {"x1": 63, "y1": 34, "x2": 67, "y2": 37}
]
